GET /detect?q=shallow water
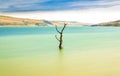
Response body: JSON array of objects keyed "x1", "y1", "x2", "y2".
[{"x1": 0, "y1": 26, "x2": 120, "y2": 76}]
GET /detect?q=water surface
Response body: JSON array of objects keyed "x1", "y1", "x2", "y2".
[{"x1": 0, "y1": 26, "x2": 120, "y2": 76}]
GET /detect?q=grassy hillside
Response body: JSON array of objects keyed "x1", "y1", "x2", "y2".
[
  {"x1": 92, "y1": 20, "x2": 120, "y2": 26},
  {"x1": 0, "y1": 15, "x2": 52, "y2": 26},
  {"x1": 0, "y1": 15, "x2": 89, "y2": 26}
]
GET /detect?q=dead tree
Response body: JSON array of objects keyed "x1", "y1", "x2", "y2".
[{"x1": 55, "y1": 23, "x2": 67, "y2": 50}]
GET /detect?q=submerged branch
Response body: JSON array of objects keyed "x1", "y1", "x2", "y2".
[{"x1": 55, "y1": 35, "x2": 60, "y2": 42}]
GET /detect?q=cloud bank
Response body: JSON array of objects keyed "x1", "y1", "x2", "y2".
[{"x1": 0, "y1": 0, "x2": 120, "y2": 24}]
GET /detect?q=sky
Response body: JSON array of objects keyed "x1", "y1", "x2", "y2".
[{"x1": 0, "y1": 0, "x2": 120, "y2": 24}]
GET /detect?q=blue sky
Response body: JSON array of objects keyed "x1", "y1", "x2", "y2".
[
  {"x1": 0, "y1": 0, "x2": 97, "y2": 12},
  {"x1": 0, "y1": 0, "x2": 119, "y2": 12},
  {"x1": 0, "y1": 0, "x2": 120, "y2": 23}
]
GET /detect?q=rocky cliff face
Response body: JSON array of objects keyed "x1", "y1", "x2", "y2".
[{"x1": 0, "y1": 15, "x2": 88, "y2": 26}]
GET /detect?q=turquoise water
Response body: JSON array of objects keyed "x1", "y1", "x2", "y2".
[
  {"x1": 0, "y1": 26, "x2": 120, "y2": 76},
  {"x1": 0, "y1": 26, "x2": 120, "y2": 36}
]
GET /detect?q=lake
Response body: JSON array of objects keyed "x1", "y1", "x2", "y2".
[{"x1": 0, "y1": 26, "x2": 120, "y2": 76}]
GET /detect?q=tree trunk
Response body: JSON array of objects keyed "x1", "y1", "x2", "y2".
[
  {"x1": 55, "y1": 23, "x2": 67, "y2": 50},
  {"x1": 59, "y1": 34, "x2": 63, "y2": 49}
]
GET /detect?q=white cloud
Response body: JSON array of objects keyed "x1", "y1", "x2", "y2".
[
  {"x1": 0, "y1": 5, "x2": 120, "y2": 24},
  {"x1": 68, "y1": 0, "x2": 120, "y2": 7}
]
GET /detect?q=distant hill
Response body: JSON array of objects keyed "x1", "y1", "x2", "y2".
[
  {"x1": 0, "y1": 15, "x2": 52, "y2": 26},
  {"x1": 92, "y1": 20, "x2": 120, "y2": 26},
  {"x1": 0, "y1": 15, "x2": 88, "y2": 26},
  {"x1": 52, "y1": 21, "x2": 90, "y2": 26}
]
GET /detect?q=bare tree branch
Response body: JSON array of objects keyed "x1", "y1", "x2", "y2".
[
  {"x1": 55, "y1": 25, "x2": 61, "y2": 34},
  {"x1": 55, "y1": 35, "x2": 60, "y2": 42},
  {"x1": 61, "y1": 23, "x2": 67, "y2": 33}
]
